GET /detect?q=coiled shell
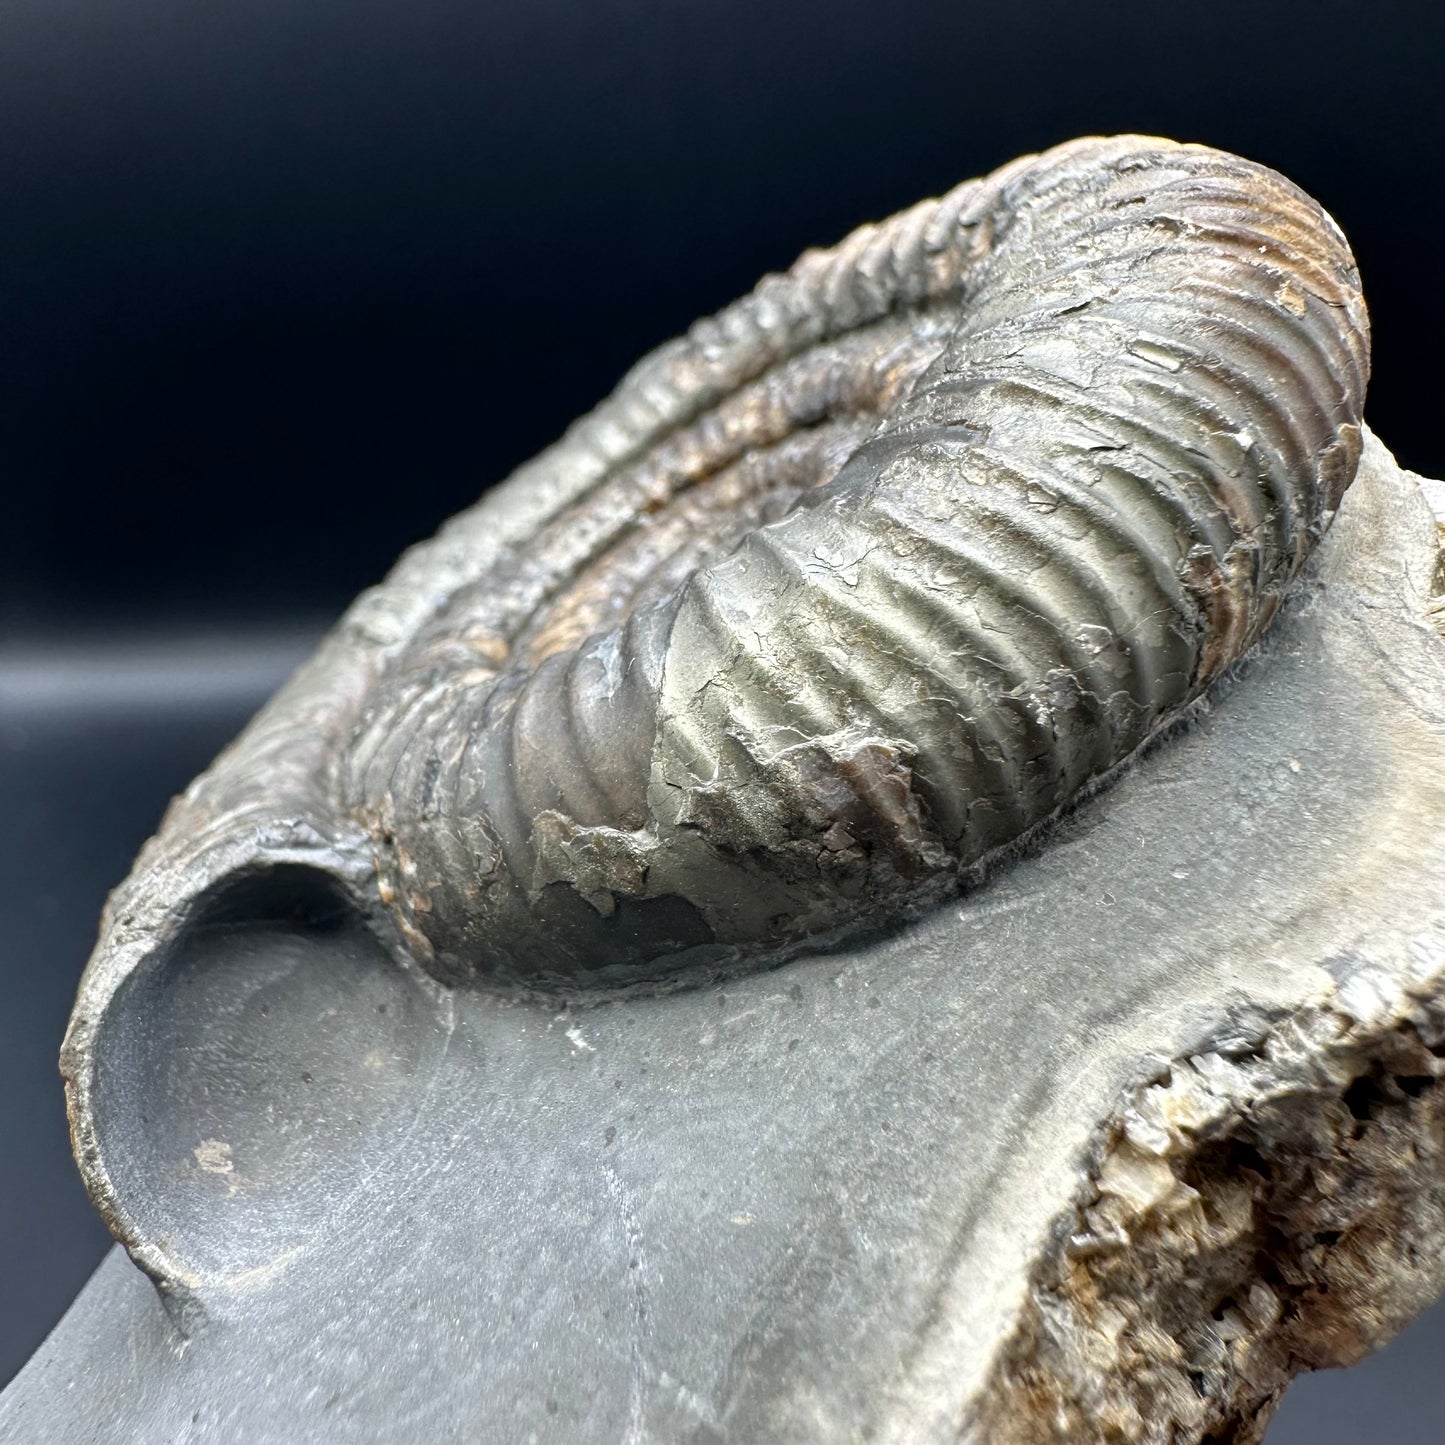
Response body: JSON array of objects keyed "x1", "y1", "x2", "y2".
[
  {"x1": 343, "y1": 134, "x2": 1368, "y2": 985},
  {"x1": 69, "y1": 134, "x2": 1369, "y2": 1004}
]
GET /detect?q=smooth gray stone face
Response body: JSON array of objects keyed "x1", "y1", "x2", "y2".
[{"x1": 5, "y1": 435, "x2": 1445, "y2": 1442}]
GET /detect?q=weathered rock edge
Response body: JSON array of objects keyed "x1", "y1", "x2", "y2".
[
  {"x1": 975, "y1": 472, "x2": 1445, "y2": 1442},
  {"x1": 976, "y1": 955, "x2": 1445, "y2": 1442}
]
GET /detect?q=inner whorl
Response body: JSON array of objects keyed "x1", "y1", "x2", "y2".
[{"x1": 345, "y1": 134, "x2": 1369, "y2": 988}]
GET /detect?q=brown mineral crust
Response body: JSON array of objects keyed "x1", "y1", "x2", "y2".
[{"x1": 976, "y1": 995, "x2": 1445, "y2": 1444}]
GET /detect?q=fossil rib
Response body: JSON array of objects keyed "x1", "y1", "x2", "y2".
[
  {"x1": 343, "y1": 133, "x2": 1368, "y2": 986},
  {"x1": 61, "y1": 136, "x2": 1369, "y2": 1197}
]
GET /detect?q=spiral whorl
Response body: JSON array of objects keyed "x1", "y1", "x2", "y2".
[{"x1": 345, "y1": 135, "x2": 1368, "y2": 987}]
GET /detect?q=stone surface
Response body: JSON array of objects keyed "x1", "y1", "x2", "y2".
[{"x1": 2, "y1": 433, "x2": 1444, "y2": 1441}]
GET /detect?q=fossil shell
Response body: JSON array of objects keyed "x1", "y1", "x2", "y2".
[
  {"x1": 66, "y1": 134, "x2": 1368, "y2": 1009},
  {"x1": 349, "y1": 133, "x2": 1367, "y2": 985}
]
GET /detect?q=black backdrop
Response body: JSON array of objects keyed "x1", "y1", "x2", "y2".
[
  {"x1": 2, "y1": 1, "x2": 1444, "y2": 1436},
  {"x1": 4, "y1": 0, "x2": 1444, "y2": 632}
]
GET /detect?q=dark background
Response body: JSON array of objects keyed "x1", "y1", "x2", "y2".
[{"x1": 2, "y1": 1, "x2": 1443, "y2": 1437}]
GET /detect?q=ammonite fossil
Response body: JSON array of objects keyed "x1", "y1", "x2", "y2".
[
  {"x1": 33, "y1": 133, "x2": 1438, "y2": 1445},
  {"x1": 63, "y1": 134, "x2": 1367, "y2": 1111}
]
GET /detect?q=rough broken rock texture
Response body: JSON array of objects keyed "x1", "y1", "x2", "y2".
[{"x1": 0, "y1": 435, "x2": 1441, "y2": 1443}]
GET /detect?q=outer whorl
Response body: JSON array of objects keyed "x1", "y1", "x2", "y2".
[
  {"x1": 65, "y1": 132, "x2": 1370, "y2": 1014},
  {"x1": 339, "y1": 135, "x2": 1368, "y2": 986}
]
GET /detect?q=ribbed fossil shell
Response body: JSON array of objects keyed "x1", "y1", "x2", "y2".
[
  {"x1": 348, "y1": 133, "x2": 1368, "y2": 986},
  {"x1": 68, "y1": 134, "x2": 1369, "y2": 1008}
]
